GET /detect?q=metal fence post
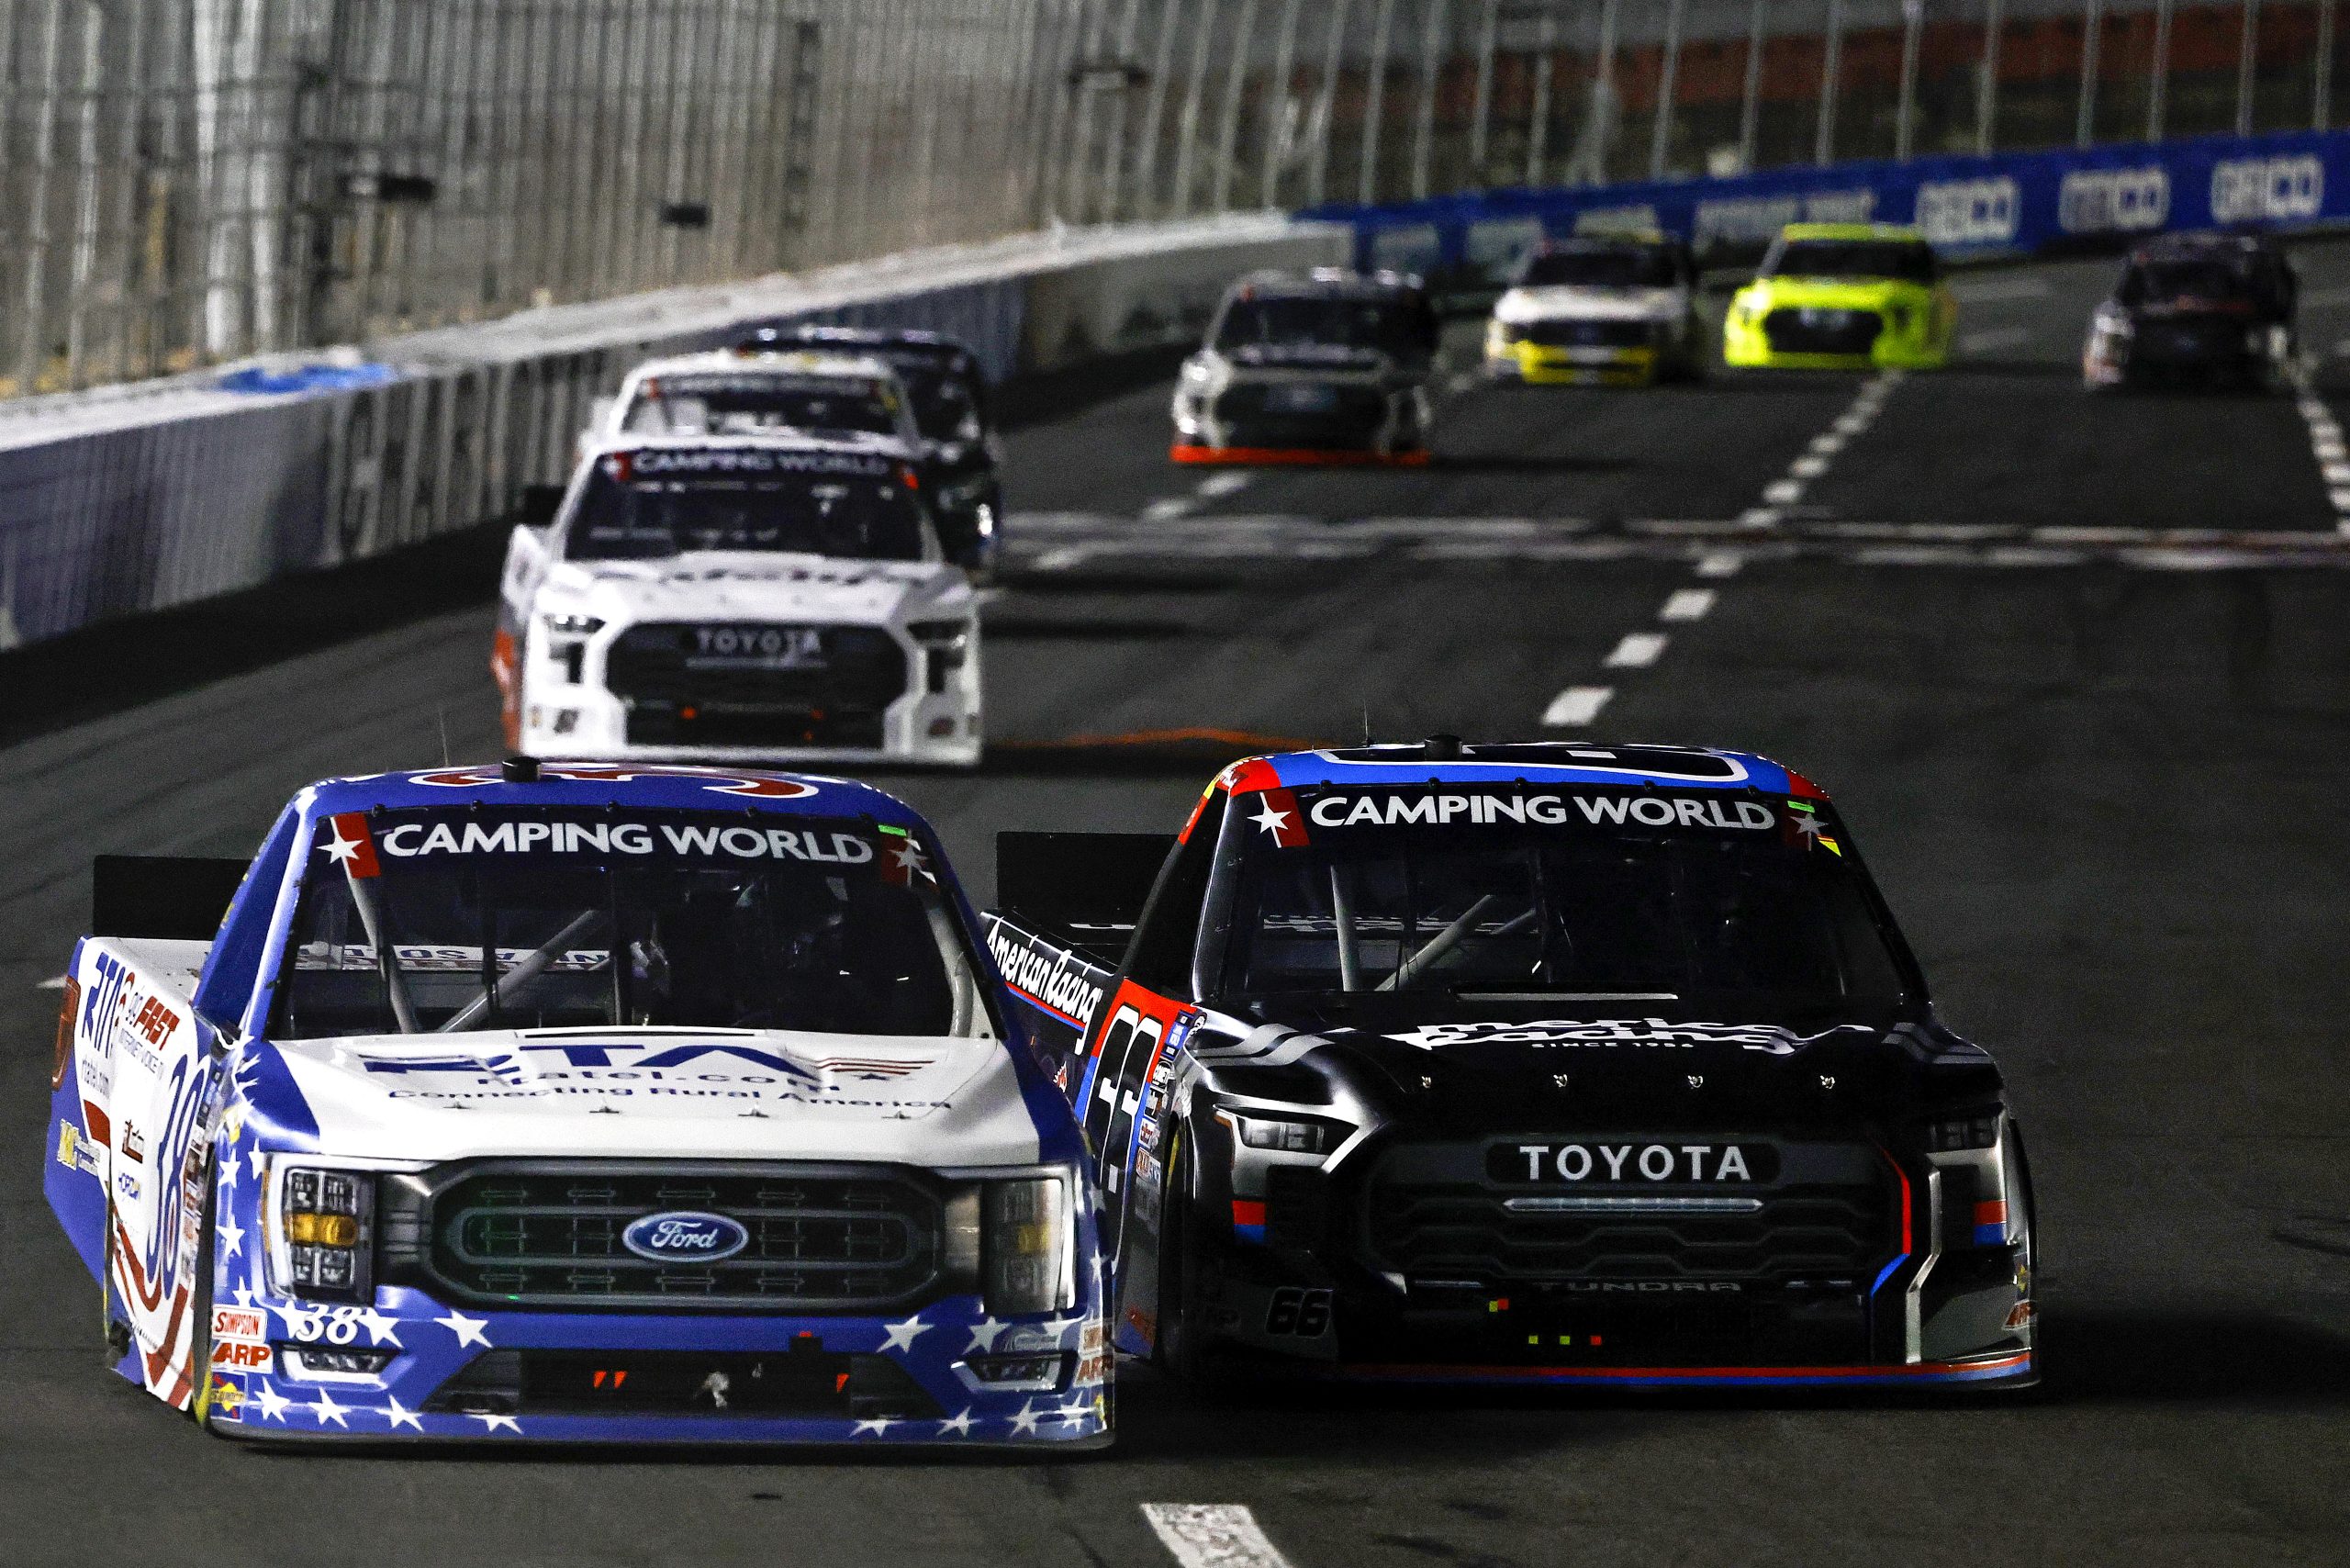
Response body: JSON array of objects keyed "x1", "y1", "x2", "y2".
[
  {"x1": 2147, "y1": 0, "x2": 2172, "y2": 142},
  {"x1": 1305, "y1": 0, "x2": 1352, "y2": 204},
  {"x1": 1527, "y1": 4, "x2": 1556, "y2": 185},
  {"x1": 1738, "y1": 0, "x2": 1766, "y2": 173},
  {"x1": 1469, "y1": 0, "x2": 1498, "y2": 183},
  {"x1": 1410, "y1": 0, "x2": 1448, "y2": 199},
  {"x1": 1651, "y1": 0, "x2": 1684, "y2": 178},
  {"x1": 1210, "y1": 0, "x2": 1260, "y2": 213},
  {"x1": 1358, "y1": 0, "x2": 1397, "y2": 203},
  {"x1": 1894, "y1": 0, "x2": 1921, "y2": 160},
  {"x1": 1259, "y1": 0, "x2": 1306, "y2": 205},
  {"x1": 2234, "y1": 0, "x2": 2258, "y2": 137},
  {"x1": 1975, "y1": 0, "x2": 2003, "y2": 153},
  {"x1": 2319, "y1": 0, "x2": 2337, "y2": 129},
  {"x1": 1170, "y1": 0, "x2": 1225, "y2": 214},
  {"x1": 2076, "y1": 0, "x2": 2102, "y2": 146},
  {"x1": 1815, "y1": 0, "x2": 1843, "y2": 164}
]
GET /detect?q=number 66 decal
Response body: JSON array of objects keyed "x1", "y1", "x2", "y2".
[{"x1": 1264, "y1": 1287, "x2": 1332, "y2": 1337}]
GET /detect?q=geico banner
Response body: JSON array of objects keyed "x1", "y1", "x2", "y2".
[{"x1": 1318, "y1": 128, "x2": 2349, "y2": 285}]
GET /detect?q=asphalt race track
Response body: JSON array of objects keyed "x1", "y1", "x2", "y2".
[{"x1": 5, "y1": 241, "x2": 2350, "y2": 1567}]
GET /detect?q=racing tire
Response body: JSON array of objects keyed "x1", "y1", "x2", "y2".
[
  {"x1": 185, "y1": 1160, "x2": 222, "y2": 1430},
  {"x1": 99, "y1": 1209, "x2": 131, "y2": 1371},
  {"x1": 1153, "y1": 1130, "x2": 1233, "y2": 1394}
]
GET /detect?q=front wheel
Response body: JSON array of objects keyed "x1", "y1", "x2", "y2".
[
  {"x1": 185, "y1": 1163, "x2": 223, "y2": 1428},
  {"x1": 1153, "y1": 1132, "x2": 1225, "y2": 1389}
]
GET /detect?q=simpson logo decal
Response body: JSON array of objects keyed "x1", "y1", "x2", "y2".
[
  {"x1": 209, "y1": 1306, "x2": 273, "y2": 1373},
  {"x1": 1493, "y1": 1140, "x2": 1780, "y2": 1183},
  {"x1": 1303, "y1": 791, "x2": 1776, "y2": 831},
  {"x1": 1390, "y1": 1018, "x2": 1875, "y2": 1054},
  {"x1": 408, "y1": 764, "x2": 821, "y2": 799}
]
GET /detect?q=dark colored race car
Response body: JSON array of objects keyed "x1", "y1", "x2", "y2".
[
  {"x1": 982, "y1": 739, "x2": 2038, "y2": 1391},
  {"x1": 2083, "y1": 232, "x2": 2299, "y2": 390},
  {"x1": 1171, "y1": 269, "x2": 1441, "y2": 465},
  {"x1": 741, "y1": 326, "x2": 1004, "y2": 577}
]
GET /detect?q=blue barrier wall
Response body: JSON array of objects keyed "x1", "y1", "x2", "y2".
[{"x1": 1310, "y1": 128, "x2": 2350, "y2": 289}]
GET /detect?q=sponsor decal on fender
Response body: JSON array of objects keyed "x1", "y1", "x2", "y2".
[{"x1": 209, "y1": 1306, "x2": 273, "y2": 1373}]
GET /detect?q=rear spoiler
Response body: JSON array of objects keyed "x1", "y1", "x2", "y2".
[
  {"x1": 92, "y1": 855, "x2": 250, "y2": 941},
  {"x1": 995, "y1": 831, "x2": 1173, "y2": 967}
]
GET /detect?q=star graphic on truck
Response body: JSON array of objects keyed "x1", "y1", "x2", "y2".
[{"x1": 1250, "y1": 799, "x2": 1292, "y2": 838}]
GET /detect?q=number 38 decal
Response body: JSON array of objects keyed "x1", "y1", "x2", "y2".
[{"x1": 1264, "y1": 1287, "x2": 1333, "y2": 1338}]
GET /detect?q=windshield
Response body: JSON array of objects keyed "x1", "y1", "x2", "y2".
[
  {"x1": 273, "y1": 807, "x2": 987, "y2": 1039},
  {"x1": 2122, "y1": 260, "x2": 2258, "y2": 306},
  {"x1": 1766, "y1": 239, "x2": 1938, "y2": 285},
  {"x1": 1214, "y1": 295, "x2": 1436, "y2": 359},
  {"x1": 1517, "y1": 248, "x2": 1680, "y2": 289},
  {"x1": 890, "y1": 362, "x2": 985, "y2": 443},
  {"x1": 620, "y1": 373, "x2": 903, "y2": 439},
  {"x1": 1209, "y1": 786, "x2": 1911, "y2": 1009},
  {"x1": 564, "y1": 449, "x2": 928, "y2": 562}
]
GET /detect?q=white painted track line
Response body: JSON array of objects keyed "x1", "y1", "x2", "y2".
[
  {"x1": 1142, "y1": 1505, "x2": 1297, "y2": 1568},
  {"x1": 1140, "y1": 497, "x2": 1196, "y2": 522},
  {"x1": 1604, "y1": 632, "x2": 1667, "y2": 667},
  {"x1": 1695, "y1": 551, "x2": 1743, "y2": 578},
  {"x1": 1196, "y1": 471, "x2": 1252, "y2": 498},
  {"x1": 1541, "y1": 686, "x2": 1614, "y2": 726},
  {"x1": 1660, "y1": 588, "x2": 1717, "y2": 621}
]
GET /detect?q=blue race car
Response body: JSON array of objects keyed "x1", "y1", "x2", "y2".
[{"x1": 47, "y1": 758, "x2": 1108, "y2": 1446}]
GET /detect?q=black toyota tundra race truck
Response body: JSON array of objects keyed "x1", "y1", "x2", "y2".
[{"x1": 983, "y1": 740, "x2": 2037, "y2": 1390}]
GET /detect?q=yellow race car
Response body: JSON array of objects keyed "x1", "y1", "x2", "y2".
[{"x1": 1723, "y1": 223, "x2": 1955, "y2": 370}]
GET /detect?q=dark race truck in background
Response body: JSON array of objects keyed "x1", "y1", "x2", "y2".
[{"x1": 982, "y1": 741, "x2": 2038, "y2": 1390}]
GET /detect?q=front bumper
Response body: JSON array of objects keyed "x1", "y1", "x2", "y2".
[
  {"x1": 201, "y1": 1290, "x2": 1111, "y2": 1446},
  {"x1": 1484, "y1": 340, "x2": 1662, "y2": 386},
  {"x1": 1174, "y1": 1131, "x2": 2034, "y2": 1391},
  {"x1": 517, "y1": 624, "x2": 982, "y2": 768}
]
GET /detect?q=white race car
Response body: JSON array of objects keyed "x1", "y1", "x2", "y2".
[
  {"x1": 496, "y1": 437, "x2": 981, "y2": 768},
  {"x1": 580, "y1": 348, "x2": 923, "y2": 457},
  {"x1": 1484, "y1": 235, "x2": 1707, "y2": 386}
]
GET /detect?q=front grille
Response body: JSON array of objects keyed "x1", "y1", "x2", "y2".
[
  {"x1": 1364, "y1": 1146, "x2": 1891, "y2": 1284},
  {"x1": 403, "y1": 1162, "x2": 946, "y2": 1312},
  {"x1": 1762, "y1": 307, "x2": 1883, "y2": 356},
  {"x1": 1210, "y1": 382, "x2": 1391, "y2": 448},
  {"x1": 1519, "y1": 318, "x2": 1653, "y2": 349},
  {"x1": 2134, "y1": 319, "x2": 2248, "y2": 364},
  {"x1": 607, "y1": 622, "x2": 905, "y2": 750}
]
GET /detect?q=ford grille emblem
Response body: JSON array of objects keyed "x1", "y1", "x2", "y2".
[{"x1": 621, "y1": 1211, "x2": 749, "y2": 1263}]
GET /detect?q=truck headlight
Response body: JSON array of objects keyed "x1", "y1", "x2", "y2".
[
  {"x1": 1489, "y1": 321, "x2": 1525, "y2": 346},
  {"x1": 1229, "y1": 1114, "x2": 1334, "y2": 1155},
  {"x1": 543, "y1": 612, "x2": 604, "y2": 635},
  {"x1": 274, "y1": 1167, "x2": 374, "y2": 1302},
  {"x1": 1927, "y1": 1112, "x2": 2001, "y2": 1152},
  {"x1": 908, "y1": 619, "x2": 972, "y2": 695},
  {"x1": 983, "y1": 1173, "x2": 1074, "y2": 1315}
]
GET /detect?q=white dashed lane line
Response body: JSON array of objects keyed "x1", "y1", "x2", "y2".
[
  {"x1": 1196, "y1": 471, "x2": 1253, "y2": 498},
  {"x1": 1540, "y1": 686, "x2": 1614, "y2": 726},
  {"x1": 1744, "y1": 371, "x2": 1900, "y2": 528},
  {"x1": 1140, "y1": 497, "x2": 1197, "y2": 522},
  {"x1": 35, "y1": 976, "x2": 66, "y2": 991},
  {"x1": 2288, "y1": 365, "x2": 2350, "y2": 533},
  {"x1": 1603, "y1": 632, "x2": 1668, "y2": 668},
  {"x1": 1142, "y1": 1505, "x2": 1297, "y2": 1568},
  {"x1": 1695, "y1": 551, "x2": 1743, "y2": 578},
  {"x1": 1660, "y1": 588, "x2": 1717, "y2": 621}
]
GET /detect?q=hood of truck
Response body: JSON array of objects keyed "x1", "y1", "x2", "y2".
[
  {"x1": 256, "y1": 1026, "x2": 1045, "y2": 1165},
  {"x1": 538, "y1": 551, "x2": 969, "y2": 630},
  {"x1": 1196, "y1": 998, "x2": 1998, "y2": 1136}
]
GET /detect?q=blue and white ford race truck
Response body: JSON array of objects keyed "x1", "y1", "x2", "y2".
[
  {"x1": 983, "y1": 741, "x2": 2037, "y2": 1392},
  {"x1": 45, "y1": 760, "x2": 1108, "y2": 1447}
]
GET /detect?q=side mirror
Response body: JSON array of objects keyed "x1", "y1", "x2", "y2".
[{"x1": 516, "y1": 483, "x2": 565, "y2": 526}]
